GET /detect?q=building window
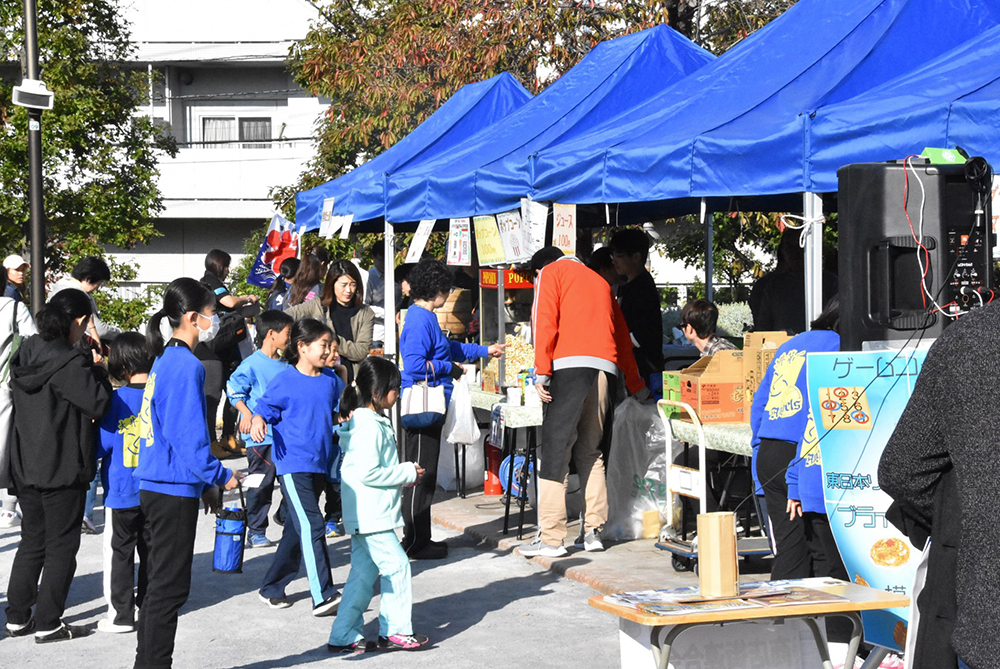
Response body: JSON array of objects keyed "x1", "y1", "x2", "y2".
[
  {"x1": 239, "y1": 117, "x2": 272, "y2": 149},
  {"x1": 199, "y1": 116, "x2": 271, "y2": 148}
]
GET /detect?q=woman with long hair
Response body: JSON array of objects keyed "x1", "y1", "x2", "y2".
[
  {"x1": 285, "y1": 259, "x2": 374, "y2": 381},
  {"x1": 286, "y1": 253, "x2": 325, "y2": 307},
  {"x1": 5, "y1": 289, "x2": 112, "y2": 642}
]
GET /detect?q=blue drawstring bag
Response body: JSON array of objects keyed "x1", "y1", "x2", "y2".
[{"x1": 213, "y1": 482, "x2": 247, "y2": 574}]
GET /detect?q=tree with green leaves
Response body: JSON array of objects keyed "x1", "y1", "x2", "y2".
[
  {"x1": 0, "y1": 0, "x2": 175, "y2": 327},
  {"x1": 273, "y1": 0, "x2": 690, "y2": 209}
]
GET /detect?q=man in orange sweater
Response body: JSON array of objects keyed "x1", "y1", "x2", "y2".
[{"x1": 519, "y1": 247, "x2": 648, "y2": 558}]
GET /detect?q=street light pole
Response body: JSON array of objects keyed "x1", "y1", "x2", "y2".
[{"x1": 23, "y1": 0, "x2": 46, "y2": 314}]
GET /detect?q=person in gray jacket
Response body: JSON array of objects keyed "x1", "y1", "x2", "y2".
[{"x1": 285, "y1": 259, "x2": 374, "y2": 383}]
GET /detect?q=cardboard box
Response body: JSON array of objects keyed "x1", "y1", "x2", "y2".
[
  {"x1": 698, "y1": 512, "x2": 739, "y2": 598},
  {"x1": 660, "y1": 371, "x2": 689, "y2": 420},
  {"x1": 743, "y1": 331, "x2": 792, "y2": 416},
  {"x1": 679, "y1": 350, "x2": 746, "y2": 423}
]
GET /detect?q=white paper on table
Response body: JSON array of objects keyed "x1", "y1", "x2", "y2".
[{"x1": 405, "y1": 219, "x2": 436, "y2": 263}]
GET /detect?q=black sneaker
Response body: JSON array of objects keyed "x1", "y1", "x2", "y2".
[
  {"x1": 258, "y1": 593, "x2": 292, "y2": 609},
  {"x1": 378, "y1": 633, "x2": 429, "y2": 651},
  {"x1": 34, "y1": 623, "x2": 92, "y2": 644},
  {"x1": 5, "y1": 618, "x2": 35, "y2": 638},
  {"x1": 312, "y1": 593, "x2": 341, "y2": 617},
  {"x1": 328, "y1": 640, "x2": 377, "y2": 655}
]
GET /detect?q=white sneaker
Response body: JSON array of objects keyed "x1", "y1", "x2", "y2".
[
  {"x1": 0, "y1": 509, "x2": 20, "y2": 528},
  {"x1": 577, "y1": 528, "x2": 605, "y2": 552},
  {"x1": 97, "y1": 619, "x2": 134, "y2": 634},
  {"x1": 517, "y1": 537, "x2": 568, "y2": 558}
]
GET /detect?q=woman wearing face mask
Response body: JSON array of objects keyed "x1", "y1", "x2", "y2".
[
  {"x1": 4, "y1": 289, "x2": 112, "y2": 643},
  {"x1": 135, "y1": 278, "x2": 241, "y2": 668},
  {"x1": 198, "y1": 249, "x2": 258, "y2": 459},
  {"x1": 285, "y1": 260, "x2": 373, "y2": 382}
]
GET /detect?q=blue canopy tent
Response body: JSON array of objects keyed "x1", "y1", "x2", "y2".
[
  {"x1": 384, "y1": 25, "x2": 714, "y2": 222},
  {"x1": 806, "y1": 24, "x2": 1000, "y2": 192},
  {"x1": 295, "y1": 72, "x2": 531, "y2": 232},
  {"x1": 527, "y1": 0, "x2": 1000, "y2": 320}
]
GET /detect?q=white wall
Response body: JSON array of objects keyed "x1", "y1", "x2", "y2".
[{"x1": 123, "y1": 0, "x2": 318, "y2": 43}]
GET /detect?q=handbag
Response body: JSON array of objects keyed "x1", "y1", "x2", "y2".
[{"x1": 401, "y1": 361, "x2": 447, "y2": 429}]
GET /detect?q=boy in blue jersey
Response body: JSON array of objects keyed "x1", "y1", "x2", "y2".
[
  {"x1": 227, "y1": 310, "x2": 293, "y2": 548},
  {"x1": 96, "y1": 333, "x2": 153, "y2": 634}
]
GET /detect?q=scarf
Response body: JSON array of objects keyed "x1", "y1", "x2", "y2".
[{"x1": 330, "y1": 302, "x2": 360, "y2": 342}]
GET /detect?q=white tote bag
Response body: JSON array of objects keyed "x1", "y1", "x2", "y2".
[{"x1": 400, "y1": 362, "x2": 447, "y2": 429}]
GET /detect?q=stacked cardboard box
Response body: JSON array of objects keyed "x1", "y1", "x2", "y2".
[
  {"x1": 742, "y1": 331, "x2": 792, "y2": 416},
  {"x1": 678, "y1": 350, "x2": 746, "y2": 424}
]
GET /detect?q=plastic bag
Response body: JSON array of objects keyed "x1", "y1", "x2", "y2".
[
  {"x1": 603, "y1": 397, "x2": 675, "y2": 541},
  {"x1": 437, "y1": 428, "x2": 486, "y2": 492},
  {"x1": 442, "y1": 376, "x2": 479, "y2": 445}
]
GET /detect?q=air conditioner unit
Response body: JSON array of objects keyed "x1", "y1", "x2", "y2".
[{"x1": 12, "y1": 79, "x2": 54, "y2": 111}]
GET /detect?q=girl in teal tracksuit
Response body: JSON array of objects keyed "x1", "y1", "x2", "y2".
[{"x1": 327, "y1": 357, "x2": 429, "y2": 655}]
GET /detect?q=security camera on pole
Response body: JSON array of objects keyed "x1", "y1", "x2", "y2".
[{"x1": 12, "y1": 0, "x2": 53, "y2": 314}]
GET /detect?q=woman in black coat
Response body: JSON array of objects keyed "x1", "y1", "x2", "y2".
[{"x1": 4, "y1": 289, "x2": 112, "y2": 642}]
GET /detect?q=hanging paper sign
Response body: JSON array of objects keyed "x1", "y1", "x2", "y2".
[
  {"x1": 473, "y1": 214, "x2": 505, "y2": 266},
  {"x1": 247, "y1": 213, "x2": 301, "y2": 288},
  {"x1": 319, "y1": 197, "x2": 335, "y2": 237},
  {"x1": 807, "y1": 348, "x2": 928, "y2": 652},
  {"x1": 337, "y1": 213, "x2": 354, "y2": 240},
  {"x1": 552, "y1": 203, "x2": 577, "y2": 256},
  {"x1": 495, "y1": 210, "x2": 528, "y2": 263},
  {"x1": 520, "y1": 198, "x2": 548, "y2": 257},
  {"x1": 405, "y1": 219, "x2": 436, "y2": 264},
  {"x1": 447, "y1": 218, "x2": 472, "y2": 266},
  {"x1": 991, "y1": 176, "x2": 1000, "y2": 255}
]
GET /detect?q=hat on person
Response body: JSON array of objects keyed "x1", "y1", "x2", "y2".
[{"x1": 2, "y1": 255, "x2": 28, "y2": 270}]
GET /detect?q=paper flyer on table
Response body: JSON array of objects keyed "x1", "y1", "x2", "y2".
[{"x1": 806, "y1": 349, "x2": 927, "y2": 652}]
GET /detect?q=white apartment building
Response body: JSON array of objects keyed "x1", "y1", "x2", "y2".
[{"x1": 110, "y1": 0, "x2": 326, "y2": 286}]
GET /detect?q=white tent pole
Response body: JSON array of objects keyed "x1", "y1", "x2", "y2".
[
  {"x1": 702, "y1": 198, "x2": 714, "y2": 301},
  {"x1": 803, "y1": 192, "x2": 824, "y2": 329},
  {"x1": 384, "y1": 219, "x2": 397, "y2": 356}
]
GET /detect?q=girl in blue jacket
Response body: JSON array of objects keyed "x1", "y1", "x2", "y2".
[
  {"x1": 137, "y1": 278, "x2": 240, "y2": 669},
  {"x1": 250, "y1": 318, "x2": 345, "y2": 617},
  {"x1": 328, "y1": 356, "x2": 428, "y2": 655}
]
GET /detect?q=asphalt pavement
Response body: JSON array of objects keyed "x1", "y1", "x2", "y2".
[{"x1": 0, "y1": 477, "x2": 620, "y2": 668}]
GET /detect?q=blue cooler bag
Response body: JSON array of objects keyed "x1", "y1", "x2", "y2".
[{"x1": 213, "y1": 483, "x2": 247, "y2": 574}]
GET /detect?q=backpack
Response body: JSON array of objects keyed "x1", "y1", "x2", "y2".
[{"x1": 209, "y1": 310, "x2": 248, "y2": 357}]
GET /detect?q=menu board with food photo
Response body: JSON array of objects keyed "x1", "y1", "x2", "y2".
[{"x1": 805, "y1": 348, "x2": 928, "y2": 653}]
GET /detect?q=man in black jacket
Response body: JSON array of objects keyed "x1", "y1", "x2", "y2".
[{"x1": 610, "y1": 228, "x2": 663, "y2": 385}]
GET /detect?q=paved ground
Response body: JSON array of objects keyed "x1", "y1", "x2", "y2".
[{"x1": 0, "y1": 460, "x2": 621, "y2": 669}]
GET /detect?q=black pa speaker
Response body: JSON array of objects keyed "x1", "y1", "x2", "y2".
[{"x1": 837, "y1": 159, "x2": 994, "y2": 351}]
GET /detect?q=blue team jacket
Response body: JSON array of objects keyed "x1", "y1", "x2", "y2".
[
  {"x1": 255, "y1": 366, "x2": 345, "y2": 476},
  {"x1": 136, "y1": 343, "x2": 231, "y2": 497},
  {"x1": 227, "y1": 351, "x2": 288, "y2": 446},
  {"x1": 749, "y1": 330, "x2": 840, "y2": 495},
  {"x1": 97, "y1": 385, "x2": 145, "y2": 509}
]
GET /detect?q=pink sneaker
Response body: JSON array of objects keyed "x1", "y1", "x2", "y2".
[{"x1": 378, "y1": 634, "x2": 429, "y2": 651}]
